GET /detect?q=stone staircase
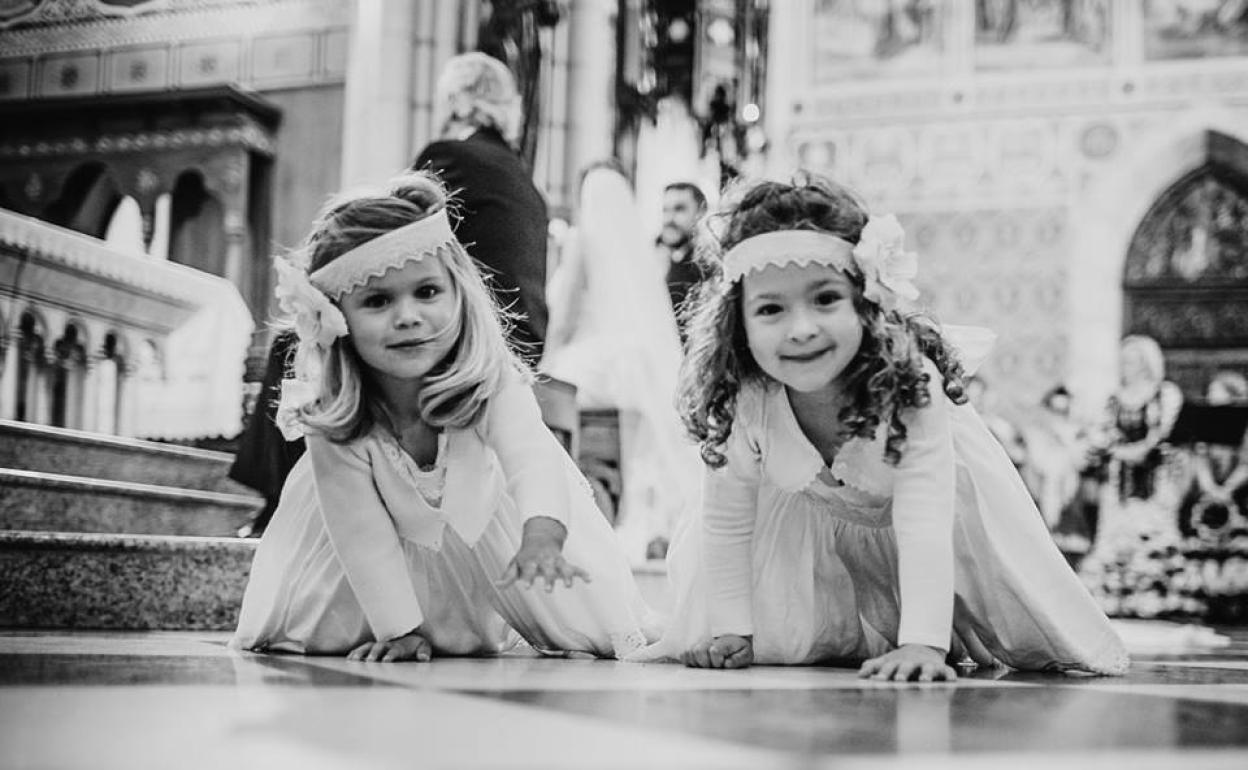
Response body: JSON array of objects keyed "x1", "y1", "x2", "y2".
[
  {"x1": 0, "y1": 420, "x2": 262, "y2": 630},
  {"x1": 0, "y1": 417, "x2": 671, "y2": 633}
]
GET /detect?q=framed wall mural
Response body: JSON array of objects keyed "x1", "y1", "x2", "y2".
[
  {"x1": 1143, "y1": 0, "x2": 1248, "y2": 59},
  {"x1": 811, "y1": 0, "x2": 944, "y2": 82},
  {"x1": 975, "y1": 0, "x2": 1111, "y2": 69}
]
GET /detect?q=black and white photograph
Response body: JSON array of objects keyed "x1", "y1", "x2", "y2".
[{"x1": 1, "y1": 1, "x2": 1247, "y2": 768}]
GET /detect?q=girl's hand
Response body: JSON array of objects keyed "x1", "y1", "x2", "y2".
[
  {"x1": 496, "y1": 516, "x2": 591, "y2": 591},
  {"x1": 683, "y1": 634, "x2": 754, "y2": 669},
  {"x1": 858, "y1": 644, "x2": 956, "y2": 682},
  {"x1": 347, "y1": 630, "x2": 432, "y2": 662}
]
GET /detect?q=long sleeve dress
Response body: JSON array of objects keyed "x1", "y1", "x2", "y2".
[
  {"x1": 634, "y1": 361, "x2": 1128, "y2": 674},
  {"x1": 232, "y1": 371, "x2": 658, "y2": 659}
]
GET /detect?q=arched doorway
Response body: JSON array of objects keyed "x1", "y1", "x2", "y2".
[
  {"x1": 169, "y1": 170, "x2": 227, "y2": 276},
  {"x1": 1123, "y1": 134, "x2": 1248, "y2": 399},
  {"x1": 42, "y1": 162, "x2": 123, "y2": 238}
]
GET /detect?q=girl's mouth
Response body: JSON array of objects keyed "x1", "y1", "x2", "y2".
[
  {"x1": 388, "y1": 339, "x2": 427, "y2": 350},
  {"x1": 783, "y1": 347, "x2": 832, "y2": 363}
]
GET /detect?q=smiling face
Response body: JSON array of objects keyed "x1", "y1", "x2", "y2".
[
  {"x1": 741, "y1": 262, "x2": 864, "y2": 394},
  {"x1": 338, "y1": 256, "x2": 459, "y2": 389}
]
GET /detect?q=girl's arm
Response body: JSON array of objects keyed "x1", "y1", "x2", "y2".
[
  {"x1": 483, "y1": 372, "x2": 590, "y2": 589},
  {"x1": 481, "y1": 371, "x2": 573, "y2": 528},
  {"x1": 306, "y1": 435, "x2": 426, "y2": 642},
  {"x1": 703, "y1": 418, "x2": 764, "y2": 639},
  {"x1": 891, "y1": 361, "x2": 958, "y2": 653}
]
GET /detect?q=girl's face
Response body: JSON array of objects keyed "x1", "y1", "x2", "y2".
[
  {"x1": 741, "y1": 262, "x2": 863, "y2": 394},
  {"x1": 339, "y1": 256, "x2": 458, "y2": 385}
]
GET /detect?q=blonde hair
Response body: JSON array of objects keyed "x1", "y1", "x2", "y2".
[
  {"x1": 435, "y1": 52, "x2": 522, "y2": 143},
  {"x1": 287, "y1": 171, "x2": 526, "y2": 442}
]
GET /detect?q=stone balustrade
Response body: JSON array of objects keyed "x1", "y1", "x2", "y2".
[{"x1": 0, "y1": 207, "x2": 252, "y2": 440}]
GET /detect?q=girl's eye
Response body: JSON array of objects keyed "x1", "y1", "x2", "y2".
[
  {"x1": 360, "y1": 294, "x2": 390, "y2": 309},
  {"x1": 814, "y1": 290, "x2": 844, "y2": 306},
  {"x1": 754, "y1": 303, "x2": 783, "y2": 317},
  {"x1": 415, "y1": 284, "x2": 442, "y2": 300}
]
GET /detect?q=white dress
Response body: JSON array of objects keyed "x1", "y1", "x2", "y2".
[
  {"x1": 635, "y1": 361, "x2": 1129, "y2": 674},
  {"x1": 541, "y1": 167, "x2": 702, "y2": 562},
  {"x1": 232, "y1": 372, "x2": 658, "y2": 658}
]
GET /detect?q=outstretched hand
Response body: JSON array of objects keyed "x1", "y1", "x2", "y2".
[
  {"x1": 683, "y1": 634, "x2": 754, "y2": 669},
  {"x1": 858, "y1": 644, "x2": 956, "y2": 682},
  {"x1": 347, "y1": 630, "x2": 432, "y2": 662},
  {"x1": 496, "y1": 516, "x2": 590, "y2": 592}
]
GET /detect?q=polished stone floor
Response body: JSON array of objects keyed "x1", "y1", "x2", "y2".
[{"x1": 3, "y1": 624, "x2": 1248, "y2": 769}]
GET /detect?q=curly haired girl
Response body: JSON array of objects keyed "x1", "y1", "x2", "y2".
[{"x1": 634, "y1": 173, "x2": 1127, "y2": 680}]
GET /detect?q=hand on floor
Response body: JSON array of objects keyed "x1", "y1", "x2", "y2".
[
  {"x1": 348, "y1": 630, "x2": 432, "y2": 662},
  {"x1": 858, "y1": 644, "x2": 956, "y2": 682},
  {"x1": 496, "y1": 516, "x2": 591, "y2": 591},
  {"x1": 683, "y1": 634, "x2": 754, "y2": 669}
]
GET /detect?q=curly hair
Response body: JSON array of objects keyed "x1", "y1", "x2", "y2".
[
  {"x1": 678, "y1": 173, "x2": 968, "y2": 469},
  {"x1": 288, "y1": 171, "x2": 525, "y2": 443}
]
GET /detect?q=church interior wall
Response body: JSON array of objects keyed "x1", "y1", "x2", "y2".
[{"x1": 771, "y1": 0, "x2": 1248, "y2": 420}]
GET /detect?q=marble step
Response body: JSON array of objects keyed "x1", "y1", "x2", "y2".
[
  {"x1": 0, "y1": 528, "x2": 673, "y2": 632},
  {"x1": 0, "y1": 530, "x2": 255, "y2": 631},
  {"x1": 0, "y1": 419, "x2": 248, "y2": 494},
  {"x1": 0, "y1": 468, "x2": 262, "y2": 537}
]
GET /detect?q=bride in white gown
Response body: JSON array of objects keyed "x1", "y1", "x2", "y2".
[{"x1": 541, "y1": 164, "x2": 703, "y2": 564}]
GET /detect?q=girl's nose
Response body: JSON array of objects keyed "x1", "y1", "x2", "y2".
[
  {"x1": 787, "y1": 309, "x2": 818, "y2": 341},
  {"x1": 392, "y1": 297, "x2": 423, "y2": 328}
]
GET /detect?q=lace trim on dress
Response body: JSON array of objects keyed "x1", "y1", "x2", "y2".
[
  {"x1": 376, "y1": 431, "x2": 447, "y2": 508},
  {"x1": 828, "y1": 433, "x2": 894, "y2": 498},
  {"x1": 609, "y1": 629, "x2": 651, "y2": 660}
]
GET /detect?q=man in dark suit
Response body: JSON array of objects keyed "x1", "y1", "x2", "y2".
[
  {"x1": 656, "y1": 181, "x2": 707, "y2": 338},
  {"x1": 413, "y1": 52, "x2": 548, "y2": 363}
]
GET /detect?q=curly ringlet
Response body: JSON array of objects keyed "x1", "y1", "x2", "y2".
[
  {"x1": 289, "y1": 170, "x2": 525, "y2": 442},
  {"x1": 679, "y1": 172, "x2": 968, "y2": 469}
]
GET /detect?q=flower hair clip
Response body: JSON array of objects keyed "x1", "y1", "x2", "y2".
[
  {"x1": 273, "y1": 256, "x2": 350, "y2": 348},
  {"x1": 852, "y1": 214, "x2": 919, "y2": 312}
]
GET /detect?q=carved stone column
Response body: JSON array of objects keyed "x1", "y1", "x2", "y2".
[
  {"x1": 0, "y1": 334, "x2": 18, "y2": 420},
  {"x1": 115, "y1": 360, "x2": 138, "y2": 438},
  {"x1": 340, "y1": 0, "x2": 417, "y2": 188}
]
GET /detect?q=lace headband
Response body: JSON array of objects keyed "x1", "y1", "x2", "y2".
[
  {"x1": 721, "y1": 214, "x2": 920, "y2": 311},
  {"x1": 310, "y1": 208, "x2": 459, "y2": 298}
]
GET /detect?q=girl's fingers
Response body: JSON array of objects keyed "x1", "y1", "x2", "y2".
[
  {"x1": 519, "y1": 561, "x2": 539, "y2": 588},
  {"x1": 684, "y1": 643, "x2": 711, "y2": 668},
  {"x1": 873, "y1": 661, "x2": 900, "y2": 681},
  {"x1": 561, "y1": 561, "x2": 591, "y2": 586},
  {"x1": 725, "y1": 644, "x2": 752, "y2": 669},
  {"x1": 494, "y1": 562, "x2": 520, "y2": 589},
  {"x1": 898, "y1": 662, "x2": 921, "y2": 682},
  {"x1": 707, "y1": 644, "x2": 725, "y2": 668}
]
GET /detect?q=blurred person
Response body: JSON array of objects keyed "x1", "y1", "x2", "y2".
[
  {"x1": 1178, "y1": 369, "x2": 1248, "y2": 542},
  {"x1": 965, "y1": 374, "x2": 1027, "y2": 469},
  {"x1": 1021, "y1": 385, "x2": 1084, "y2": 529},
  {"x1": 1079, "y1": 334, "x2": 1186, "y2": 618},
  {"x1": 228, "y1": 330, "x2": 306, "y2": 537},
  {"x1": 412, "y1": 52, "x2": 548, "y2": 363},
  {"x1": 656, "y1": 181, "x2": 708, "y2": 329},
  {"x1": 542, "y1": 163, "x2": 702, "y2": 564}
]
